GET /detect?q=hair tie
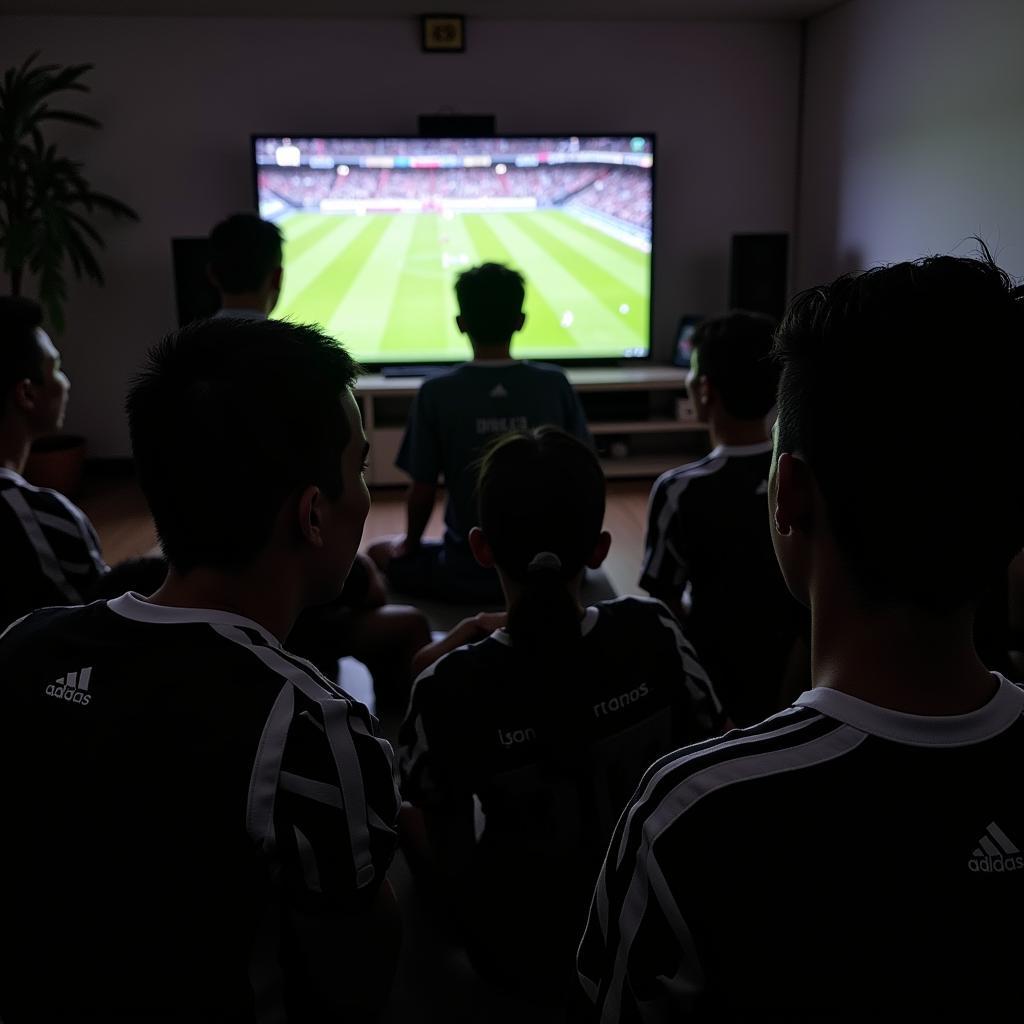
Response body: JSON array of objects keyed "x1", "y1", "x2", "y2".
[{"x1": 528, "y1": 551, "x2": 562, "y2": 574}]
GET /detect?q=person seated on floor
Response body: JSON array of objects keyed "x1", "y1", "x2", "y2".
[
  {"x1": 367, "y1": 262, "x2": 592, "y2": 605},
  {"x1": 639, "y1": 310, "x2": 805, "y2": 725},
  {"x1": 208, "y1": 211, "x2": 284, "y2": 319},
  {"x1": 397, "y1": 426, "x2": 724, "y2": 1006},
  {"x1": 0, "y1": 317, "x2": 401, "y2": 1022},
  {"x1": 577, "y1": 250, "x2": 1024, "y2": 1021},
  {"x1": 0, "y1": 296, "x2": 109, "y2": 628},
  {"x1": 207, "y1": 211, "x2": 430, "y2": 701}
]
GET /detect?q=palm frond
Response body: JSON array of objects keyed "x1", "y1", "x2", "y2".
[{"x1": 0, "y1": 51, "x2": 137, "y2": 329}]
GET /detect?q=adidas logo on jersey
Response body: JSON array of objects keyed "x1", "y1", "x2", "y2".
[
  {"x1": 44, "y1": 667, "x2": 93, "y2": 707},
  {"x1": 968, "y1": 822, "x2": 1022, "y2": 873},
  {"x1": 593, "y1": 683, "x2": 650, "y2": 718},
  {"x1": 489, "y1": 384, "x2": 508, "y2": 399}
]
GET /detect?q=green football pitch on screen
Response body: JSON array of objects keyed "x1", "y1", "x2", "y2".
[{"x1": 271, "y1": 210, "x2": 650, "y2": 364}]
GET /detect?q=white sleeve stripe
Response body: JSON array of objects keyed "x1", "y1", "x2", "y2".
[
  {"x1": 279, "y1": 770, "x2": 344, "y2": 810},
  {"x1": 58, "y1": 559, "x2": 97, "y2": 576},
  {"x1": 2, "y1": 489, "x2": 82, "y2": 602},
  {"x1": 246, "y1": 683, "x2": 295, "y2": 848},
  {"x1": 613, "y1": 708, "x2": 816, "y2": 871},
  {"x1": 646, "y1": 852, "x2": 705, "y2": 997},
  {"x1": 293, "y1": 825, "x2": 323, "y2": 894},
  {"x1": 33, "y1": 509, "x2": 87, "y2": 538},
  {"x1": 652, "y1": 605, "x2": 723, "y2": 715},
  {"x1": 641, "y1": 457, "x2": 729, "y2": 584},
  {"x1": 47, "y1": 489, "x2": 106, "y2": 567},
  {"x1": 213, "y1": 623, "x2": 377, "y2": 886},
  {"x1": 602, "y1": 725, "x2": 866, "y2": 1020},
  {"x1": 397, "y1": 713, "x2": 430, "y2": 780}
]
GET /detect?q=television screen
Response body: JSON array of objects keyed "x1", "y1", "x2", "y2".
[{"x1": 253, "y1": 135, "x2": 654, "y2": 365}]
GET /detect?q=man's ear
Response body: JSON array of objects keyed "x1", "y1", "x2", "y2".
[
  {"x1": 455, "y1": 315, "x2": 467, "y2": 336},
  {"x1": 514, "y1": 312, "x2": 526, "y2": 332},
  {"x1": 270, "y1": 265, "x2": 283, "y2": 291},
  {"x1": 297, "y1": 485, "x2": 325, "y2": 548},
  {"x1": 697, "y1": 375, "x2": 715, "y2": 410},
  {"x1": 773, "y1": 452, "x2": 814, "y2": 537},
  {"x1": 586, "y1": 530, "x2": 612, "y2": 570},
  {"x1": 206, "y1": 263, "x2": 220, "y2": 290},
  {"x1": 469, "y1": 526, "x2": 495, "y2": 569},
  {"x1": 11, "y1": 378, "x2": 36, "y2": 415}
]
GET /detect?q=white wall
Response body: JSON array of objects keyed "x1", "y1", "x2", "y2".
[
  {"x1": 796, "y1": 0, "x2": 1024, "y2": 289},
  {"x1": 1, "y1": 16, "x2": 799, "y2": 456}
]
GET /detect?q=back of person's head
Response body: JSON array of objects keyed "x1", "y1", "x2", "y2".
[
  {"x1": 0, "y1": 296, "x2": 45, "y2": 418},
  {"x1": 477, "y1": 426, "x2": 605, "y2": 660},
  {"x1": 773, "y1": 248, "x2": 1024, "y2": 612},
  {"x1": 208, "y1": 214, "x2": 283, "y2": 294},
  {"x1": 691, "y1": 310, "x2": 779, "y2": 419},
  {"x1": 127, "y1": 318, "x2": 359, "y2": 576},
  {"x1": 455, "y1": 262, "x2": 526, "y2": 348},
  {"x1": 477, "y1": 427, "x2": 606, "y2": 769}
]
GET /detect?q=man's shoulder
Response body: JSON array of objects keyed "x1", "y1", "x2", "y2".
[
  {"x1": 593, "y1": 594, "x2": 675, "y2": 631},
  {"x1": 0, "y1": 602, "x2": 96, "y2": 649},
  {"x1": 634, "y1": 705, "x2": 845, "y2": 819},
  {"x1": 418, "y1": 363, "x2": 470, "y2": 392},
  {"x1": 518, "y1": 359, "x2": 569, "y2": 378},
  {"x1": 649, "y1": 451, "x2": 743, "y2": 513},
  {"x1": 0, "y1": 473, "x2": 86, "y2": 519}
]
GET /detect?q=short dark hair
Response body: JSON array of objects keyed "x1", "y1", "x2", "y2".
[
  {"x1": 0, "y1": 297, "x2": 46, "y2": 418},
  {"x1": 773, "y1": 252, "x2": 1024, "y2": 612},
  {"x1": 127, "y1": 318, "x2": 359, "y2": 574},
  {"x1": 692, "y1": 310, "x2": 779, "y2": 419},
  {"x1": 455, "y1": 262, "x2": 525, "y2": 347},
  {"x1": 477, "y1": 426, "x2": 605, "y2": 654},
  {"x1": 208, "y1": 214, "x2": 283, "y2": 294}
]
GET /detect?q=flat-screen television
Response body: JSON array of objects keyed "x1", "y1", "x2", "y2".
[{"x1": 252, "y1": 134, "x2": 654, "y2": 366}]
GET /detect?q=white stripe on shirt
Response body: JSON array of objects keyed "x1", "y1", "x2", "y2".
[{"x1": 2, "y1": 488, "x2": 82, "y2": 602}]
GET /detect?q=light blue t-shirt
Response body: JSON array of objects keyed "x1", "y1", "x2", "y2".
[{"x1": 396, "y1": 361, "x2": 592, "y2": 546}]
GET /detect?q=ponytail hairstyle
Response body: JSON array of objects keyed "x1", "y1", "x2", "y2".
[{"x1": 477, "y1": 427, "x2": 606, "y2": 766}]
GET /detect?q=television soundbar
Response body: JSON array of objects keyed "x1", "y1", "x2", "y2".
[{"x1": 252, "y1": 134, "x2": 654, "y2": 366}]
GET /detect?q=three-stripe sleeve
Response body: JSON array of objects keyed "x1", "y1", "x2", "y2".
[
  {"x1": 216, "y1": 625, "x2": 399, "y2": 910},
  {"x1": 577, "y1": 712, "x2": 861, "y2": 1022}
]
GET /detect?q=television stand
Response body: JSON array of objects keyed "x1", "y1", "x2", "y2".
[
  {"x1": 355, "y1": 365, "x2": 709, "y2": 485},
  {"x1": 380, "y1": 364, "x2": 450, "y2": 379}
]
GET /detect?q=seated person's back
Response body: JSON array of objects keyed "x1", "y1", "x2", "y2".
[
  {"x1": 0, "y1": 319, "x2": 400, "y2": 1021},
  {"x1": 371, "y1": 263, "x2": 591, "y2": 604},
  {"x1": 579, "y1": 251, "x2": 1024, "y2": 1020},
  {"x1": 0, "y1": 297, "x2": 107, "y2": 628},
  {"x1": 641, "y1": 311, "x2": 803, "y2": 724},
  {"x1": 399, "y1": 428, "x2": 722, "y2": 1001}
]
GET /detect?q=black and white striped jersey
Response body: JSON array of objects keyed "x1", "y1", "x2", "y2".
[
  {"x1": 0, "y1": 593, "x2": 399, "y2": 1022},
  {"x1": 639, "y1": 444, "x2": 803, "y2": 725},
  {"x1": 0, "y1": 466, "x2": 108, "y2": 628},
  {"x1": 576, "y1": 678, "x2": 1024, "y2": 1021},
  {"x1": 398, "y1": 596, "x2": 723, "y2": 992}
]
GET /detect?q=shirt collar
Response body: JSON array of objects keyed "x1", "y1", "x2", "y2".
[
  {"x1": 0, "y1": 467, "x2": 27, "y2": 485},
  {"x1": 795, "y1": 676, "x2": 1024, "y2": 746},
  {"x1": 490, "y1": 605, "x2": 600, "y2": 646},
  {"x1": 107, "y1": 592, "x2": 280, "y2": 646}
]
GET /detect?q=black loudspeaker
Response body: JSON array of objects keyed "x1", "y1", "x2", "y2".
[
  {"x1": 171, "y1": 237, "x2": 220, "y2": 327},
  {"x1": 418, "y1": 113, "x2": 495, "y2": 137},
  {"x1": 729, "y1": 233, "x2": 789, "y2": 321}
]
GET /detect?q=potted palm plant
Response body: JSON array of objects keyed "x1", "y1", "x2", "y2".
[{"x1": 0, "y1": 52, "x2": 138, "y2": 494}]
